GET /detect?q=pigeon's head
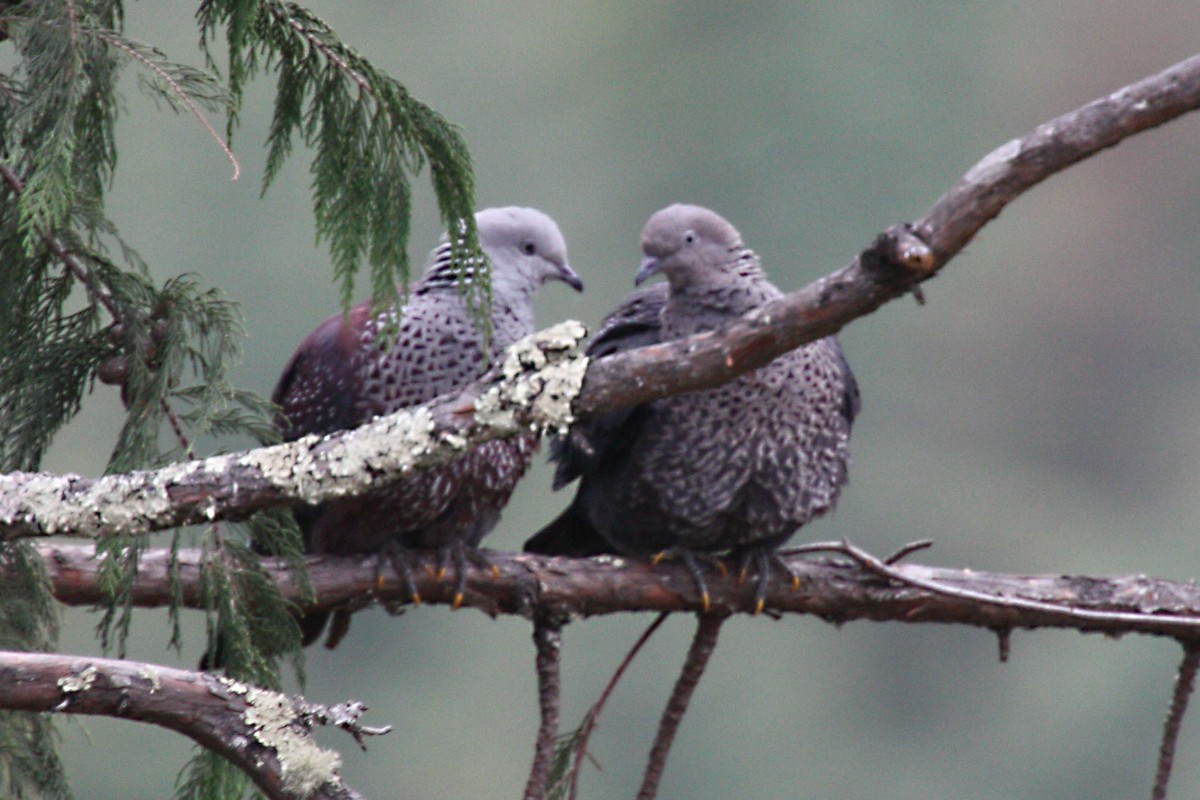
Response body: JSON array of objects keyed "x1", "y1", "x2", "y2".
[
  {"x1": 636, "y1": 204, "x2": 750, "y2": 292},
  {"x1": 477, "y1": 206, "x2": 583, "y2": 296}
]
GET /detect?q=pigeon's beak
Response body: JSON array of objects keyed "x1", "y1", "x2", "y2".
[
  {"x1": 557, "y1": 262, "x2": 584, "y2": 292},
  {"x1": 635, "y1": 255, "x2": 661, "y2": 285}
]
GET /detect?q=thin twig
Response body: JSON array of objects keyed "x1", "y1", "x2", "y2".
[
  {"x1": 995, "y1": 628, "x2": 1012, "y2": 664},
  {"x1": 2, "y1": 164, "x2": 195, "y2": 448},
  {"x1": 161, "y1": 399, "x2": 194, "y2": 459},
  {"x1": 94, "y1": 29, "x2": 240, "y2": 180},
  {"x1": 788, "y1": 539, "x2": 1200, "y2": 633},
  {"x1": 1152, "y1": 643, "x2": 1200, "y2": 800},
  {"x1": 274, "y1": 7, "x2": 371, "y2": 94},
  {"x1": 883, "y1": 539, "x2": 934, "y2": 565},
  {"x1": 307, "y1": 700, "x2": 392, "y2": 751},
  {"x1": 64, "y1": 0, "x2": 78, "y2": 53},
  {"x1": 524, "y1": 612, "x2": 564, "y2": 800},
  {"x1": 567, "y1": 612, "x2": 669, "y2": 800},
  {"x1": 0, "y1": 650, "x2": 375, "y2": 800},
  {"x1": 636, "y1": 613, "x2": 727, "y2": 800}
]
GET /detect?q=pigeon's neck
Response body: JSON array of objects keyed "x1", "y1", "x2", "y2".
[
  {"x1": 662, "y1": 270, "x2": 780, "y2": 337},
  {"x1": 490, "y1": 296, "x2": 536, "y2": 349},
  {"x1": 415, "y1": 243, "x2": 486, "y2": 295},
  {"x1": 413, "y1": 246, "x2": 536, "y2": 348}
]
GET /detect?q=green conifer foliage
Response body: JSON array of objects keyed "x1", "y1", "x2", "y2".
[{"x1": 0, "y1": 3, "x2": 480, "y2": 797}]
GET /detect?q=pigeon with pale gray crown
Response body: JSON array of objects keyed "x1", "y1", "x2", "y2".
[
  {"x1": 526, "y1": 203, "x2": 858, "y2": 612},
  {"x1": 275, "y1": 206, "x2": 583, "y2": 646}
]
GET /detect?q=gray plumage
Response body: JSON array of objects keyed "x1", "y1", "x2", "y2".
[
  {"x1": 275, "y1": 207, "x2": 582, "y2": 644},
  {"x1": 526, "y1": 204, "x2": 858, "y2": 607}
]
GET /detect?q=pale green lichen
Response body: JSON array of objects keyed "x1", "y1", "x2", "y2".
[
  {"x1": 0, "y1": 456, "x2": 209, "y2": 537},
  {"x1": 0, "y1": 322, "x2": 586, "y2": 541},
  {"x1": 215, "y1": 675, "x2": 249, "y2": 696},
  {"x1": 57, "y1": 664, "x2": 98, "y2": 693},
  {"x1": 248, "y1": 406, "x2": 438, "y2": 507},
  {"x1": 475, "y1": 320, "x2": 589, "y2": 435},
  {"x1": 138, "y1": 664, "x2": 162, "y2": 693},
  {"x1": 0, "y1": 473, "x2": 75, "y2": 534},
  {"x1": 242, "y1": 435, "x2": 326, "y2": 501},
  {"x1": 241, "y1": 686, "x2": 342, "y2": 799},
  {"x1": 439, "y1": 430, "x2": 468, "y2": 450},
  {"x1": 92, "y1": 473, "x2": 173, "y2": 534},
  {"x1": 330, "y1": 406, "x2": 437, "y2": 479}
]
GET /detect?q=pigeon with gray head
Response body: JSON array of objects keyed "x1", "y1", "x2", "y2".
[
  {"x1": 526, "y1": 204, "x2": 858, "y2": 612},
  {"x1": 276, "y1": 206, "x2": 583, "y2": 646}
]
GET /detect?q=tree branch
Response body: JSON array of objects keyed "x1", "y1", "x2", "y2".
[
  {"x1": 1153, "y1": 644, "x2": 1200, "y2": 800},
  {"x1": 524, "y1": 612, "x2": 565, "y2": 800},
  {"x1": 636, "y1": 613, "x2": 726, "y2": 800},
  {"x1": 0, "y1": 651, "x2": 388, "y2": 800},
  {"x1": 0, "y1": 322, "x2": 589, "y2": 540},
  {"x1": 0, "y1": 163, "x2": 121, "y2": 319},
  {"x1": 576, "y1": 53, "x2": 1200, "y2": 415},
  {"x1": 4, "y1": 54, "x2": 1200, "y2": 541},
  {"x1": 31, "y1": 541, "x2": 1200, "y2": 640},
  {"x1": 4, "y1": 54, "x2": 1200, "y2": 800}
]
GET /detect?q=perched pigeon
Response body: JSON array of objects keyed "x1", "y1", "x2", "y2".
[
  {"x1": 526, "y1": 204, "x2": 858, "y2": 611},
  {"x1": 277, "y1": 207, "x2": 583, "y2": 645}
]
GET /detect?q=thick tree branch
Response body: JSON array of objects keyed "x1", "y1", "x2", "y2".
[
  {"x1": 4, "y1": 55, "x2": 1200, "y2": 541},
  {"x1": 4, "y1": 54, "x2": 1200, "y2": 800},
  {"x1": 0, "y1": 323, "x2": 589, "y2": 540},
  {"x1": 576, "y1": 53, "x2": 1200, "y2": 415},
  {"x1": 0, "y1": 651, "x2": 388, "y2": 800},
  {"x1": 32, "y1": 542, "x2": 1200, "y2": 641}
]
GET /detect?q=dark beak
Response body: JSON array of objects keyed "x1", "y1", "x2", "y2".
[
  {"x1": 635, "y1": 255, "x2": 661, "y2": 286},
  {"x1": 557, "y1": 262, "x2": 584, "y2": 292}
]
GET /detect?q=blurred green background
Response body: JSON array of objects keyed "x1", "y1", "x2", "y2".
[{"x1": 31, "y1": 2, "x2": 1200, "y2": 798}]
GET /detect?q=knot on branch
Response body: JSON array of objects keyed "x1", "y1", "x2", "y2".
[
  {"x1": 474, "y1": 320, "x2": 589, "y2": 436},
  {"x1": 860, "y1": 224, "x2": 936, "y2": 278}
]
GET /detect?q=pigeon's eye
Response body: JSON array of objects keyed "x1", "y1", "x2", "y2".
[
  {"x1": 520, "y1": 241, "x2": 537, "y2": 256},
  {"x1": 683, "y1": 230, "x2": 697, "y2": 245}
]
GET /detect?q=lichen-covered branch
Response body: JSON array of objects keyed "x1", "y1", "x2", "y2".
[
  {"x1": 5, "y1": 56, "x2": 1200, "y2": 542},
  {"x1": 31, "y1": 541, "x2": 1200, "y2": 640},
  {"x1": 0, "y1": 323, "x2": 588, "y2": 541},
  {"x1": 0, "y1": 651, "x2": 387, "y2": 800}
]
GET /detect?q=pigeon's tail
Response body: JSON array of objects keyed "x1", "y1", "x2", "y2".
[
  {"x1": 525, "y1": 502, "x2": 612, "y2": 557},
  {"x1": 299, "y1": 609, "x2": 331, "y2": 648}
]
